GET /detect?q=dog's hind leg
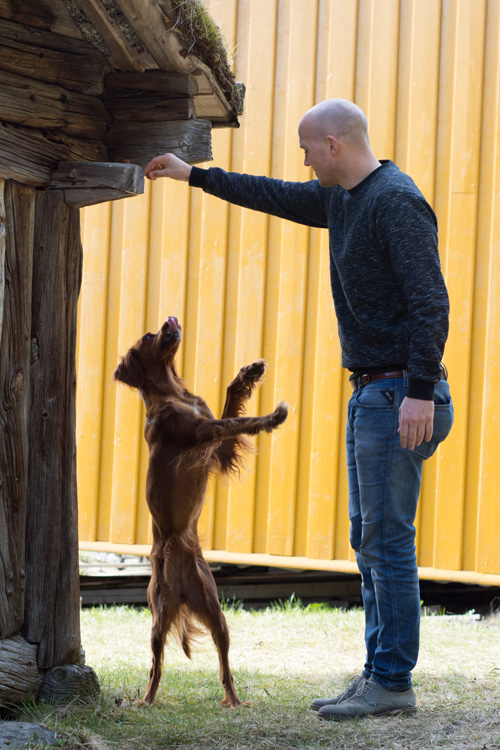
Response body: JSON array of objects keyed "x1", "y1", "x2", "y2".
[
  {"x1": 143, "y1": 540, "x2": 180, "y2": 704},
  {"x1": 184, "y1": 552, "x2": 243, "y2": 707}
]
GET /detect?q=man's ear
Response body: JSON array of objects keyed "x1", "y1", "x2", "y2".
[
  {"x1": 113, "y1": 349, "x2": 144, "y2": 388},
  {"x1": 326, "y1": 135, "x2": 339, "y2": 155}
]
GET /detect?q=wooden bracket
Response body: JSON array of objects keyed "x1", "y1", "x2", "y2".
[{"x1": 49, "y1": 161, "x2": 144, "y2": 208}]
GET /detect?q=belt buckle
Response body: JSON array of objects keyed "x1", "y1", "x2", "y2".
[{"x1": 351, "y1": 373, "x2": 370, "y2": 391}]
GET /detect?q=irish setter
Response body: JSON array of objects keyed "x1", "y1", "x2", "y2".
[{"x1": 113, "y1": 316, "x2": 288, "y2": 707}]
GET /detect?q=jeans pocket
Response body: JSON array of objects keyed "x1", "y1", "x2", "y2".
[
  {"x1": 412, "y1": 381, "x2": 454, "y2": 460},
  {"x1": 355, "y1": 386, "x2": 395, "y2": 409}
]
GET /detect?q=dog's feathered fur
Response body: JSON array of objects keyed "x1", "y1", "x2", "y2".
[{"x1": 113, "y1": 317, "x2": 287, "y2": 706}]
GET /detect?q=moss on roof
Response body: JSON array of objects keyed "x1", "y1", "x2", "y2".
[{"x1": 168, "y1": 0, "x2": 244, "y2": 116}]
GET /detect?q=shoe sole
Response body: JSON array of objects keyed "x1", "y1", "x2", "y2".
[
  {"x1": 317, "y1": 706, "x2": 418, "y2": 722},
  {"x1": 310, "y1": 703, "x2": 339, "y2": 712}
]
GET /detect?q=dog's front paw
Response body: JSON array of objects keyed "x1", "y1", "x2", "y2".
[
  {"x1": 220, "y1": 695, "x2": 250, "y2": 708},
  {"x1": 239, "y1": 359, "x2": 267, "y2": 384},
  {"x1": 266, "y1": 401, "x2": 288, "y2": 431}
]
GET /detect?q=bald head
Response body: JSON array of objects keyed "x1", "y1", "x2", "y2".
[
  {"x1": 299, "y1": 99, "x2": 370, "y2": 146},
  {"x1": 298, "y1": 99, "x2": 380, "y2": 189}
]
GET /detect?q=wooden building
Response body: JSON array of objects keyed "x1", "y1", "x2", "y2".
[
  {"x1": 77, "y1": 0, "x2": 500, "y2": 588},
  {"x1": 0, "y1": 0, "x2": 243, "y2": 703}
]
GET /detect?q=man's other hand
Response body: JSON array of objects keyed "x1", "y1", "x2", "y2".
[{"x1": 398, "y1": 396, "x2": 434, "y2": 450}]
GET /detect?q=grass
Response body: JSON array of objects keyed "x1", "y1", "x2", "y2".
[{"x1": 6, "y1": 602, "x2": 500, "y2": 749}]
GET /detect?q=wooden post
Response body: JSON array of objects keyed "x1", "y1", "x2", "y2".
[
  {"x1": 0, "y1": 180, "x2": 34, "y2": 641},
  {"x1": 21, "y1": 190, "x2": 82, "y2": 669}
]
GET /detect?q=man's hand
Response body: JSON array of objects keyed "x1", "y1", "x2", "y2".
[
  {"x1": 144, "y1": 153, "x2": 192, "y2": 182},
  {"x1": 398, "y1": 396, "x2": 434, "y2": 450}
]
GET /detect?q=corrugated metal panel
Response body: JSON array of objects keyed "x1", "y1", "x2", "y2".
[{"x1": 77, "y1": 0, "x2": 500, "y2": 585}]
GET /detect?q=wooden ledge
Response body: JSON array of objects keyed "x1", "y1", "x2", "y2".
[{"x1": 49, "y1": 161, "x2": 144, "y2": 208}]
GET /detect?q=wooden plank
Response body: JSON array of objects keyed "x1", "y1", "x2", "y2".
[
  {"x1": 74, "y1": 0, "x2": 158, "y2": 72},
  {"x1": 0, "y1": 182, "x2": 34, "y2": 641},
  {"x1": 0, "y1": 121, "x2": 108, "y2": 187},
  {"x1": 113, "y1": 0, "x2": 193, "y2": 71},
  {"x1": 394, "y1": 0, "x2": 441, "y2": 204},
  {"x1": 0, "y1": 181, "x2": 4, "y2": 349},
  {"x1": 105, "y1": 70, "x2": 198, "y2": 95},
  {"x1": 200, "y1": 0, "x2": 251, "y2": 554},
  {"x1": 394, "y1": 0, "x2": 442, "y2": 562},
  {"x1": 473, "y1": 0, "x2": 500, "y2": 576},
  {"x1": 104, "y1": 90, "x2": 195, "y2": 122},
  {"x1": 108, "y1": 196, "x2": 151, "y2": 544},
  {"x1": 106, "y1": 118, "x2": 213, "y2": 167},
  {"x1": 0, "y1": 18, "x2": 110, "y2": 96},
  {"x1": 0, "y1": 636, "x2": 42, "y2": 704},
  {"x1": 22, "y1": 191, "x2": 82, "y2": 669},
  {"x1": 431, "y1": 0, "x2": 487, "y2": 572},
  {"x1": 0, "y1": 70, "x2": 109, "y2": 141},
  {"x1": 252, "y1": 0, "x2": 317, "y2": 558},
  {"x1": 355, "y1": 0, "x2": 400, "y2": 159},
  {"x1": 77, "y1": 204, "x2": 112, "y2": 541},
  {"x1": 0, "y1": 0, "x2": 84, "y2": 40},
  {"x1": 50, "y1": 161, "x2": 144, "y2": 207},
  {"x1": 295, "y1": 0, "x2": 357, "y2": 563},
  {"x1": 192, "y1": 67, "x2": 241, "y2": 121},
  {"x1": 135, "y1": 179, "x2": 191, "y2": 544}
]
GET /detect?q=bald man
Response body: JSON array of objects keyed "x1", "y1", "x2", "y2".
[{"x1": 144, "y1": 99, "x2": 453, "y2": 720}]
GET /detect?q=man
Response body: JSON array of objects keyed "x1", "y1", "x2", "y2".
[{"x1": 144, "y1": 99, "x2": 453, "y2": 720}]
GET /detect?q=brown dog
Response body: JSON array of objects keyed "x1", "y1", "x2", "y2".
[{"x1": 113, "y1": 316, "x2": 287, "y2": 706}]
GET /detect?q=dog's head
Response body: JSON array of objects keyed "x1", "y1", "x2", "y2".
[{"x1": 113, "y1": 316, "x2": 182, "y2": 389}]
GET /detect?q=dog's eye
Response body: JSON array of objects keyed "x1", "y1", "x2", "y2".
[{"x1": 143, "y1": 333, "x2": 154, "y2": 341}]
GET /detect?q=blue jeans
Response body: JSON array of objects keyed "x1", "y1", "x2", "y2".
[{"x1": 346, "y1": 373, "x2": 453, "y2": 690}]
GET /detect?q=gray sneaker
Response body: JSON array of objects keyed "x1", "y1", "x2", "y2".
[
  {"x1": 317, "y1": 676, "x2": 417, "y2": 721},
  {"x1": 310, "y1": 674, "x2": 366, "y2": 711}
]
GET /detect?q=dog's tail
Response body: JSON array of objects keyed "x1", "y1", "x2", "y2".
[{"x1": 171, "y1": 609, "x2": 205, "y2": 659}]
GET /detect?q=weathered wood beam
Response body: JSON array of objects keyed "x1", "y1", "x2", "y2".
[
  {"x1": 22, "y1": 191, "x2": 82, "y2": 669},
  {"x1": 112, "y1": 0, "x2": 195, "y2": 73},
  {"x1": 0, "y1": 121, "x2": 108, "y2": 187},
  {"x1": 105, "y1": 70, "x2": 198, "y2": 95},
  {"x1": 49, "y1": 162, "x2": 144, "y2": 208},
  {"x1": 73, "y1": 0, "x2": 158, "y2": 72},
  {"x1": 191, "y1": 67, "x2": 241, "y2": 122},
  {"x1": 0, "y1": 0, "x2": 84, "y2": 40},
  {"x1": 106, "y1": 118, "x2": 213, "y2": 168},
  {"x1": 0, "y1": 18, "x2": 110, "y2": 96},
  {"x1": 0, "y1": 70, "x2": 109, "y2": 141},
  {"x1": 0, "y1": 181, "x2": 4, "y2": 349},
  {"x1": 0, "y1": 636, "x2": 42, "y2": 704},
  {"x1": 0, "y1": 182, "x2": 34, "y2": 641},
  {"x1": 104, "y1": 90, "x2": 195, "y2": 122}
]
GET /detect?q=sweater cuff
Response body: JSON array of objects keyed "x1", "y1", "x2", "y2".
[
  {"x1": 407, "y1": 378, "x2": 435, "y2": 400},
  {"x1": 189, "y1": 166, "x2": 209, "y2": 189}
]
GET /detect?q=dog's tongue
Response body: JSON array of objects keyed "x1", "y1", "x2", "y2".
[{"x1": 167, "y1": 316, "x2": 179, "y2": 331}]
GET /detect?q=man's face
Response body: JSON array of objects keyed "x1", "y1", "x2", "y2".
[{"x1": 298, "y1": 119, "x2": 338, "y2": 187}]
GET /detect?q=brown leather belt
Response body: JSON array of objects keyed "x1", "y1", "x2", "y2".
[
  {"x1": 349, "y1": 370, "x2": 405, "y2": 391},
  {"x1": 350, "y1": 365, "x2": 447, "y2": 391}
]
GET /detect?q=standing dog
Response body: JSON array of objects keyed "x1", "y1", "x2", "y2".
[{"x1": 113, "y1": 316, "x2": 287, "y2": 706}]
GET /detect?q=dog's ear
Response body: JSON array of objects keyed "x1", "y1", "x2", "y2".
[{"x1": 113, "y1": 349, "x2": 144, "y2": 389}]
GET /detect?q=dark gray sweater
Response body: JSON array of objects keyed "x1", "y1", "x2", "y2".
[{"x1": 190, "y1": 161, "x2": 449, "y2": 399}]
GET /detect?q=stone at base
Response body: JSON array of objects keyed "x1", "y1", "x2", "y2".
[
  {"x1": 40, "y1": 664, "x2": 99, "y2": 705},
  {"x1": 0, "y1": 721, "x2": 56, "y2": 749}
]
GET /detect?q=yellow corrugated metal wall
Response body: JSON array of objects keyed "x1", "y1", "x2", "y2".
[{"x1": 77, "y1": 0, "x2": 500, "y2": 585}]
